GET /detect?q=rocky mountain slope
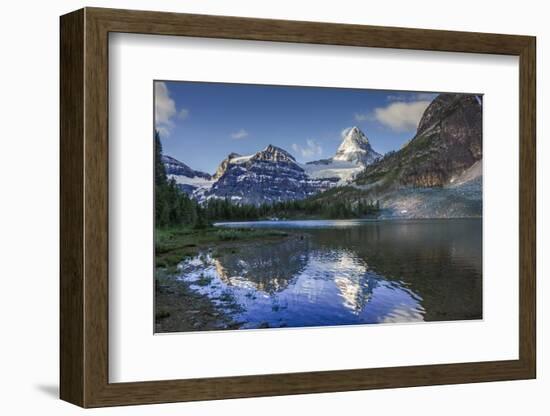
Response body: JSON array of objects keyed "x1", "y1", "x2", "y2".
[
  {"x1": 354, "y1": 93, "x2": 482, "y2": 218},
  {"x1": 204, "y1": 145, "x2": 335, "y2": 205},
  {"x1": 355, "y1": 93, "x2": 482, "y2": 190},
  {"x1": 212, "y1": 152, "x2": 241, "y2": 180},
  {"x1": 162, "y1": 155, "x2": 213, "y2": 194},
  {"x1": 163, "y1": 155, "x2": 211, "y2": 179}
]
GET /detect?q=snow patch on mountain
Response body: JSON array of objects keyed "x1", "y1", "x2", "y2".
[
  {"x1": 162, "y1": 155, "x2": 213, "y2": 195},
  {"x1": 448, "y1": 160, "x2": 482, "y2": 187},
  {"x1": 162, "y1": 155, "x2": 211, "y2": 179},
  {"x1": 167, "y1": 174, "x2": 214, "y2": 187},
  {"x1": 302, "y1": 160, "x2": 363, "y2": 183}
]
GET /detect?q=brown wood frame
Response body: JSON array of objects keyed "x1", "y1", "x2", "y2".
[{"x1": 60, "y1": 7, "x2": 536, "y2": 408}]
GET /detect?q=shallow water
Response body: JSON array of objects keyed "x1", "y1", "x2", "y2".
[{"x1": 177, "y1": 219, "x2": 482, "y2": 330}]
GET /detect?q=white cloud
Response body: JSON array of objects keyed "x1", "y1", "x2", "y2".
[
  {"x1": 155, "y1": 82, "x2": 176, "y2": 127},
  {"x1": 373, "y1": 100, "x2": 431, "y2": 132},
  {"x1": 230, "y1": 129, "x2": 249, "y2": 139},
  {"x1": 154, "y1": 81, "x2": 189, "y2": 137},
  {"x1": 354, "y1": 93, "x2": 436, "y2": 130},
  {"x1": 291, "y1": 139, "x2": 323, "y2": 159},
  {"x1": 355, "y1": 100, "x2": 431, "y2": 132}
]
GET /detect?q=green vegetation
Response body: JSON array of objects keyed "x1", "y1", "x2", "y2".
[
  {"x1": 155, "y1": 308, "x2": 171, "y2": 320},
  {"x1": 201, "y1": 192, "x2": 379, "y2": 222},
  {"x1": 216, "y1": 229, "x2": 241, "y2": 241},
  {"x1": 295, "y1": 186, "x2": 380, "y2": 218},
  {"x1": 354, "y1": 129, "x2": 441, "y2": 187},
  {"x1": 155, "y1": 226, "x2": 290, "y2": 271},
  {"x1": 155, "y1": 131, "x2": 208, "y2": 228}
]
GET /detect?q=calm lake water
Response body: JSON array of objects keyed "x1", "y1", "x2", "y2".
[{"x1": 176, "y1": 219, "x2": 482, "y2": 329}]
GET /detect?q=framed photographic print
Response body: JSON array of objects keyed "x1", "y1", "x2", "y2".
[{"x1": 60, "y1": 7, "x2": 536, "y2": 407}]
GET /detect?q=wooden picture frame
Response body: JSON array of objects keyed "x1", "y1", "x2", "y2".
[{"x1": 60, "y1": 7, "x2": 536, "y2": 408}]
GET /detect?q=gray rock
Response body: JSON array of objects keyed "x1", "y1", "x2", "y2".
[{"x1": 205, "y1": 145, "x2": 333, "y2": 205}]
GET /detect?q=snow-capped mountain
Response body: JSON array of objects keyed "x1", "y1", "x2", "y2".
[
  {"x1": 161, "y1": 94, "x2": 482, "y2": 218},
  {"x1": 162, "y1": 126, "x2": 380, "y2": 205},
  {"x1": 304, "y1": 126, "x2": 381, "y2": 183},
  {"x1": 162, "y1": 155, "x2": 213, "y2": 194},
  {"x1": 204, "y1": 145, "x2": 336, "y2": 205},
  {"x1": 333, "y1": 126, "x2": 382, "y2": 165}
]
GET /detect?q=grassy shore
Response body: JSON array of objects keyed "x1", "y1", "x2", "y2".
[
  {"x1": 154, "y1": 225, "x2": 291, "y2": 332},
  {"x1": 155, "y1": 225, "x2": 290, "y2": 272}
]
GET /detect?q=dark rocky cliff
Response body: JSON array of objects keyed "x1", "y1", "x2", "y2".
[{"x1": 355, "y1": 93, "x2": 482, "y2": 189}]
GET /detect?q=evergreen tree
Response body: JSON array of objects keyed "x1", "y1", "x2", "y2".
[
  {"x1": 155, "y1": 130, "x2": 204, "y2": 229},
  {"x1": 154, "y1": 130, "x2": 167, "y2": 187}
]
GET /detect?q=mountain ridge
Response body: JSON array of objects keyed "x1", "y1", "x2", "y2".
[
  {"x1": 162, "y1": 155, "x2": 211, "y2": 179},
  {"x1": 161, "y1": 94, "x2": 482, "y2": 217},
  {"x1": 164, "y1": 127, "x2": 380, "y2": 204},
  {"x1": 354, "y1": 93, "x2": 482, "y2": 190},
  {"x1": 203, "y1": 144, "x2": 332, "y2": 205}
]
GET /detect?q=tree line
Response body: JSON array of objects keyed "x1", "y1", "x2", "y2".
[
  {"x1": 155, "y1": 131, "x2": 208, "y2": 228},
  {"x1": 155, "y1": 131, "x2": 379, "y2": 229}
]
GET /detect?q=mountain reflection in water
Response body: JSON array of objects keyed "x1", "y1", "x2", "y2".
[{"x1": 177, "y1": 219, "x2": 482, "y2": 329}]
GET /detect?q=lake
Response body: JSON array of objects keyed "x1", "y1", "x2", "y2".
[{"x1": 175, "y1": 218, "x2": 482, "y2": 330}]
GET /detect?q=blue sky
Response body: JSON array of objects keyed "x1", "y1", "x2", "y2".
[{"x1": 155, "y1": 81, "x2": 438, "y2": 174}]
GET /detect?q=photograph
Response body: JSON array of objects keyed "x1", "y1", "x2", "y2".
[{"x1": 153, "y1": 81, "x2": 483, "y2": 333}]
